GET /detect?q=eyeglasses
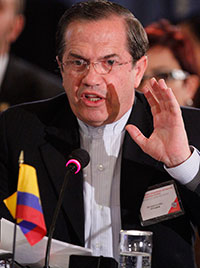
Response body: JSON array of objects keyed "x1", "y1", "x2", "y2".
[
  {"x1": 60, "y1": 58, "x2": 133, "y2": 75},
  {"x1": 141, "y1": 69, "x2": 189, "y2": 83}
]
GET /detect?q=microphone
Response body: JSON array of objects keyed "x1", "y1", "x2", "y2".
[
  {"x1": 44, "y1": 149, "x2": 90, "y2": 268},
  {"x1": 66, "y1": 148, "x2": 90, "y2": 174}
]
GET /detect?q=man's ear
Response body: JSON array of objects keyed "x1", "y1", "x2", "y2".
[
  {"x1": 9, "y1": 14, "x2": 25, "y2": 43},
  {"x1": 56, "y1": 56, "x2": 64, "y2": 73},
  {"x1": 133, "y1": 55, "x2": 148, "y2": 89}
]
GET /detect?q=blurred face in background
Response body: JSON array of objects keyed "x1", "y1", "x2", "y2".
[
  {"x1": 138, "y1": 45, "x2": 199, "y2": 106},
  {"x1": 0, "y1": 0, "x2": 24, "y2": 54}
]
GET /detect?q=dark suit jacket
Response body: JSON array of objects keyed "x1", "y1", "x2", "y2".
[
  {"x1": 0, "y1": 55, "x2": 64, "y2": 109},
  {"x1": 0, "y1": 92, "x2": 200, "y2": 268}
]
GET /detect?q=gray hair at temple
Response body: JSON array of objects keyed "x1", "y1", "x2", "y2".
[{"x1": 56, "y1": 0, "x2": 149, "y2": 63}]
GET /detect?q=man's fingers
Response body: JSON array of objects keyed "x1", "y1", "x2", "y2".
[
  {"x1": 157, "y1": 80, "x2": 181, "y2": 114},
  {"x1": 126, "y1": 124, "x2": 147, "y2": 150},
  {"x1": 150, "y1": 78, "x2": 164, "y2": 101},
  {"x1": 146, "y1": 78, "x2": 180, "y2": 115}
]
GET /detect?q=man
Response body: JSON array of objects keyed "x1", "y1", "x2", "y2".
[
  {"x1": 0, "y1": 1, "x2": 200, "y2": 267},
  {"x1": 0, "y1": 0, "x2": 63, "y2": 112}
]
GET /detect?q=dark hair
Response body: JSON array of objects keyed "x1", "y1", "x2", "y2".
[
  {"x1": 145, "y1": 19, "x2": 198, "y2": 75},
  {"x1": 178, "y1": 14, "x2": 200, "y2": 41},
  {"x1": 56, "y1": 0, "x2": 148, "y2": 63},
  {"x1": 187, "y1": 15, "x2": 200, "y2": 40}
]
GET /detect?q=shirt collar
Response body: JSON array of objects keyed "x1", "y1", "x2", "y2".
[{"x1": 78, "y1": 108, "x2": 132, "y2": 138}]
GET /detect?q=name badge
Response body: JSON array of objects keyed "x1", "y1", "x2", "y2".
[{"x1": 140, "y1": 180, "x2": 184, "y2": 226}]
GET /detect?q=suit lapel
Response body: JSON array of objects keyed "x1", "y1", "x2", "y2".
[
  {"x1": 120, "y1": 93, "x2": 163, "y2": 228},
  {"x1": 37, "y1": 92, "x2": 164, "y2": 242},
  {"x1": 39, "y1": 98, "x2": 85, "y2": 245}
]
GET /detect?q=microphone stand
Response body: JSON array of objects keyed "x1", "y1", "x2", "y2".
[{"x1": 43, "y1": 166, "x2": 76, "y2": 268}]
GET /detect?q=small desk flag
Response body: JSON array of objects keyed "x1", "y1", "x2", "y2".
[{"x1": 4, "y1": 163, "x2": 47, "y2": 246}]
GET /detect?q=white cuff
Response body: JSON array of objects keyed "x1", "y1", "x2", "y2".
[{"x1": 164, "y1": 146, "x2": 200, "y2": 185}]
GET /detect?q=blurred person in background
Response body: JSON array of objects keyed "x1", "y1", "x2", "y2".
[
  {"x1": 138, "y1": 19, "x2": 200, "y2": 267},
  {"x1": 0, "y1": 0, "x2": 63, "y2": 112},
  {"x1": 177, "y1": 13, "x2": 200, "y2": 76},
  {"x1": 138, "y1": 19, "x2": 200, "y2": 108},
  {"x1": 177, "y1": 13, "x2": 200, "y2": 108}
]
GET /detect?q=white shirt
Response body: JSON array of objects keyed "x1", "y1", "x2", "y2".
[
  {"x1": 78, "y1": 111, "x2": 200, "y2": 260},
  {"x1": 165, "y1": 146, "x2": 200, "y2": 184},
  {"x1": 78, "y1": 109, "x2": 131, "y2": 260}
]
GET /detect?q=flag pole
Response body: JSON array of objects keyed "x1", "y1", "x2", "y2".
[
  {"x1": 11, "y1": 223, "x2": 17, "y2": 268},
  {"x1": 11, "y1": 150, "x2": 24, "y2": 268}
]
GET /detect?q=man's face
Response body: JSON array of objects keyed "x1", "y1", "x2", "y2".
[
  {"x1": 59, "y1": 16, "x2": 147, "y2": 127},
  {"x1": 0, "y1": 0, "x2": 17, "y2": 53}
]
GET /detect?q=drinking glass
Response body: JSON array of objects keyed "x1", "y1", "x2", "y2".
[{"x1": 118, "y1": 230, "x2": 153, "y2": 268}]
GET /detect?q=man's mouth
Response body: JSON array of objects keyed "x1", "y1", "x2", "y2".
[{"x1": 83, "y1": 94, "x2": 103, "y2": 102}]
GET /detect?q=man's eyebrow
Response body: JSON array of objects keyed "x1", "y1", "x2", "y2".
[
  {"x1": 69, "y1": 53, "x2": 87, "y2": 61},
  {"x1": 103, "y1": 54, "x2": 118, "y2": 59},
  {"x1": 68, "y1": 52, "x2": 119, "y2": 61}
]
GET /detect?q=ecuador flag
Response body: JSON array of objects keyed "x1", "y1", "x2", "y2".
[{"x1": 4, "y1": 163, "x2": 47, "y2": 246}]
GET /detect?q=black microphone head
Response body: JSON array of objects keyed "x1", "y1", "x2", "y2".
[{"x1": 68, "y1": 149, "x2": 90, "y2": 169}]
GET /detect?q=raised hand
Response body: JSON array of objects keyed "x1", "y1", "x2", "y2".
[{"x1": 126, "y1": 78, "x2": 191, "y2": 167}]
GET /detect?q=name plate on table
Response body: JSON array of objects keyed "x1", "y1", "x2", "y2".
[{"x1": 140, "y1": 180, "x2": 184, "y2": 226}]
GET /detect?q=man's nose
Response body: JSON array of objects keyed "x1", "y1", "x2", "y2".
[{"x1": 81, "y1": 63, "x2": 102, "y2": 87}]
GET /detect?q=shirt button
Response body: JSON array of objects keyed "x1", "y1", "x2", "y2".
[
  {"x1": 97, "y1": 128, "x2": 103, "y2": 134},
  {"x1": 97, "y1": 164, "x2": 104, "y2": 171},
  {"x1": 95, "y1": 243, "x2": 101, "y2": 249}
]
